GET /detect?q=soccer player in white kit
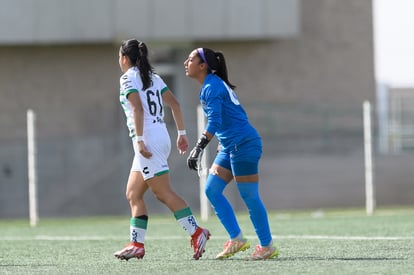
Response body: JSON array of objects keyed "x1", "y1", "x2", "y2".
[{"x1": 114, "y1": 39, "x2": 210, "y2": 261}]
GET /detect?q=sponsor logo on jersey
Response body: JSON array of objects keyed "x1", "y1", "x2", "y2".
[{"x1": 143, "y1": 167, "x2": 149, "y2": 175}]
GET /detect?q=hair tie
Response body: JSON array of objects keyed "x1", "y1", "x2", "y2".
[{"x1": 197, "y1": 48, "x2": 210, "y2": 70}]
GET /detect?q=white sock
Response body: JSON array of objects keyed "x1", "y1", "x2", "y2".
[
  {"x1": 130, "y1": 226, "x2": 146, "y2": 243},
  {"x1": 231, "y1": 231, "x2": 245, "y2": 241},
  {"x1": 177, "y1": 215, "x2": 198, "y2": 236}
]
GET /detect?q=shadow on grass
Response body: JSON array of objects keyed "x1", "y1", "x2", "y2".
[
  {"x1": 0, "y1": 264, "x2": 58, "y2": 267},
  {"x1": 208, "y1": 256, "x2": 406, "y2": 262},
  {"x1": 278, "y1": 257, "x2": 406, "y2": 261}
]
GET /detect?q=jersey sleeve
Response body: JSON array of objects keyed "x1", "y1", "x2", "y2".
[
  {"x1": 153, "y1": 74, "x2": 169, "y2": 94},
  {"x1": 203, "y1": 84, "x2": 223, "y2": 136},
  {"x1": 120, "y1": 73, "x2": 139, "y2": 97}
]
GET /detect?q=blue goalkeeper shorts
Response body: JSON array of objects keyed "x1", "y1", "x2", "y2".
[{"x1": 213, "y1": 137, "x2": 262, "y2": 176}]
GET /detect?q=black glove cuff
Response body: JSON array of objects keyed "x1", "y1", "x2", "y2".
[{"x1": 196, "y1": 134, "x2": 210, "y2": 149}]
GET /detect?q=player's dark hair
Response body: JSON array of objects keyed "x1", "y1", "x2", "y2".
[
  {"x1": 197, "y1": 48, "x2": 236, "y2": 89},
  {"x1": 120, "y1": 39, "x2": 154, "y2": 90}
]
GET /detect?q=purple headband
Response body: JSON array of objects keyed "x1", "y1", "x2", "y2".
[{"x1": 197, "y1": 48, "x2": 210, "y2": 70}]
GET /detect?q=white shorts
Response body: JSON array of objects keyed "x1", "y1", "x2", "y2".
[{"x1": 131, "y1": 126, "x2": 171, "y2": 181}]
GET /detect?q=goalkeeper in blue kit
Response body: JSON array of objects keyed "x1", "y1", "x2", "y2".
[{"x1": 184, "y1": 47, "x2": 278, "y2": 260}]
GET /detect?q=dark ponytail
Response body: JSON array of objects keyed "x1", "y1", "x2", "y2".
[
  {"x1": 197, "y1": 48, "x2": 236, "y2": 89},
  {"x1": 120, "y1": 39, "x2": 154, "y2": 90}
]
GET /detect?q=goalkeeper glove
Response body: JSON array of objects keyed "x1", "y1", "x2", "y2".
[{"x1": 187, "y1": 134, "x2": 210, "y2": 171}]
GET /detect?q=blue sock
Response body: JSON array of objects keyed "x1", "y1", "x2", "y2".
[
  {"x1": 205, "y1": 174, "x2": 241, "y2": 239},
  {"x1": 237, "y1": 182, "x2": 272, "y2": 246}
]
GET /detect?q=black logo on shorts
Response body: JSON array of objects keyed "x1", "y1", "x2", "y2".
[{"x1": 143, "y1": 167, "x2": 149, "y2": 174}]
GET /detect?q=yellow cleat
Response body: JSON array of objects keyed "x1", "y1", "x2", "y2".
[
  {"x1": 216, "y1": 239, "x2": 250, "y2": 259},
  {"x1": 248, "y1": 244, "x2": 279, "y2": 260}
]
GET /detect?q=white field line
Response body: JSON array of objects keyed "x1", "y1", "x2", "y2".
[{"x1": 1, "y1": 235, "x2": 414, "y2": 241}]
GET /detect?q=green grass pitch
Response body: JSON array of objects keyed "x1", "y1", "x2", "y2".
[{"x1": 1, "y1": 207, "x2": 413, "y2": 274}]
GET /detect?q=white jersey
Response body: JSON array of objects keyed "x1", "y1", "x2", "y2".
[
  {"x1": 119, "y1": 66, "x2": 169, "y2": 139},
  {"x1": 119, "y1": 66, "x2": 171, "y2": 180}
]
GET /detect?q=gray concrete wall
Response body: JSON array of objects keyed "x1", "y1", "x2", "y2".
[
  {"x1": 0, "y1": 0, "x2": 412, "y2": 219},
  {"x1": 201, "y1": 0, "x2": 376, "y2": 154},
  {"x1": 0, "y1": 0, "x2": 299, "y2": 44},
  {"x1": 0, "y1": 44, "x2": 128, "y2": 218}
]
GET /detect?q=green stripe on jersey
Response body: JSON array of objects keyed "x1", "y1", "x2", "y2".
[
  {"x1": 125, "y1": 89, "x2": 139, "y2": 97},
  {"x1": 174, "y1": 207, "x2": 193, "y2": 220},
  {"x1": 161, "y1": 86, "x2": 169, "y2": 94}
]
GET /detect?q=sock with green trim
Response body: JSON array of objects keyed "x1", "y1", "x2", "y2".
[
  {"x1": 174, "y1": 207, "x2": 198, "y2": 236},
  {"x1": 130, "y1": 215, "x2": 148, "y2": 244}
]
